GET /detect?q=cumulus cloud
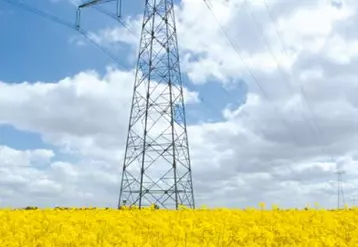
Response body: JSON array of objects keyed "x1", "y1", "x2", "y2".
[
  {"x1": 0, "y1": 145, "x2": 122, "y2": 208},
  {"x1": 2, "y1": 0, "x2": 358, "y2": 209},
  {"x1": 0, "y1": 67, "x2": 198, "y2": 162}
]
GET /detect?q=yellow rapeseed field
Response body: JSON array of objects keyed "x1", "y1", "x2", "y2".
[{"x1": 0, "y1": 204, "x2": 357, "y2": 247}]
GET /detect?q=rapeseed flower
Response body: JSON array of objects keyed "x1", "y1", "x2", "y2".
[{"x1": 0, "y1": 205, "x2": 357, "y2": 246}]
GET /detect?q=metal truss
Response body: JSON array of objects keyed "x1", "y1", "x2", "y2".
[
  {"x1": 77, "y1": 0, "x2": 122, "y2": 25},
  {"x1": 118, "y1": 0, "x2": 195, "y2": 209}
]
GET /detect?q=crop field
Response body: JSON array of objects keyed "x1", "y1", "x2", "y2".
[{"x1": 0, "y1": 205, "x2": 357, "y2": 246}]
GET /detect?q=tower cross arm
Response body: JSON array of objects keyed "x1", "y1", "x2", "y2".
[{"x1": 79, "y1": 0, "x2": 116, "y2": 9}]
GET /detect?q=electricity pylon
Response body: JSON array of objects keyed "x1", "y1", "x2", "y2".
[
  {"x1": 335, "y1": 170, "x2": 346, "y2": 209},
  {"x1": 78, "y1": 0, "x2": 195, "y2": 210},
  {"x1": 117, "y1": 0, "x2": 195, "y2": 209}
]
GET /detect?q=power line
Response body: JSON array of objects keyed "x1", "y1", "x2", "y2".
[
  {"x1": 77, "y1": 0, "x2": 137, "y2": 37},
  {"x1": 201, "y1": 0, "x2": 337, "y2": 200},
  {"x1": 2, "y1": 0, "x2": 222, "y2": 124},
  {"x1": 335, "y1": 170, "x2": 346, "y2": 209},
  {"x1": 202, "y1": 1, "x2": 345, "y2": 185},
  {"x1": 91, "y1": 1, "x2": 239, "y2": 120},
  {"x1": 260, "y1": 1, "x2": 346, "y2": 170},
  {"x1": 262, "y1": 0, "x2": 290, "y2": 55},
  {"x1": 262, "y1": 0, "x2": 324, "y2": 137},
  {"x1": 86, "y1": 1, "x2": 246, "y2": 122},
  {"x1": 91, "y1": 6, "x2": 137, "y2": 37},
  {"x1": 2, "y1": 0, "x2": 128, "y2": 70},
  {"x1": 262, "y1": 0, "x2": 341, "y2": 183},
  {"x1": 4, "y1": 0, "x2": 316, "y2": 137},
  {"x1": 202, "y1": 0, "x2": 301, "y2": 145},
  {"x1": 247, "y1": 3, "x2": 346, "y2": 205},
  {"x1": 77, "y1": 1, "x2": 231, "y2": 122},
  {"x1": 78, "y1": 0, "x2": 116, "y2": 9},
  {"x1": 2, "y1": 0, "x2": 75, "y2": 28},
  {"x1": 243, "y1": 0, "x2": 319, "y2": 138}
]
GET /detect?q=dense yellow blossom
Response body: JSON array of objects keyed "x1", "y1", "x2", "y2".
[{"x1": 0, "y1": 205, "x2": 357, "y2": 246}]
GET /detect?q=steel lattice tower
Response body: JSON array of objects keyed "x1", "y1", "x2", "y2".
[
  {"x1": 118, "y1": 0, "x2": 195, "y2": 209},
  {"x1": 335, "y1": 170, "x2": 346, "y2": 209}
]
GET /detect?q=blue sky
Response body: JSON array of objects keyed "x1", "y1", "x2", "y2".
[
  {"x1": 0, "y1": 0, "x2": 140, "y2": 165},
  {"x1": 0, "y1": 0, "x2": 136, "y2": 82},
  {"x1": 0, "y1": 0, "x2": 246, "y2": 154}
]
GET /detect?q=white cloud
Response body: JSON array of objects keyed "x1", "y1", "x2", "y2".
[
  {"x1": 0, "y1": 146, "x2": 54, "y2": 167},
  {"x1": 0, "y1": 67, "x2": 199, "y2": 162},
  {"x1": 0, "y1": 145, "x2": 121, "y2": 207},
  {"x1": 27, "y1": 178, "x2": 63, "y2": 196}
]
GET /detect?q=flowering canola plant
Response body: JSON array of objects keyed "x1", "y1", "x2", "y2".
[{"x1": 0, "y1": 205, "x2": 357, "y2": 247}]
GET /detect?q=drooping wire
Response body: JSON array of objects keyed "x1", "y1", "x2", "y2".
[
  {"x1": 2, "y1": 0, "x2": 75, "y2": 28},
  {"x1": 202, "y1": 0, "x2": 301, "y2": 144},
  {"x1": 90, "y1": 1, "x2": 246, "y2": 120},
  {"x1": 91, "y1": 5, "x2": 137, "y2": 37},
  {"x1": 242, "y1": 0, "x2": 319, "y2": 138},
  {"x1": 80, "y1": 1, "x2": 226, "y2": 121},
  {"x1": 203, "y1": 0, "x2": 342, "y2": 203},
  {"x1": 1, "y1": 0, "x2": 222, "y2": 122},
  {"x1": 1, "y1": 0, "x2": 129, "y2": 70},
  {"x1": 262, "y1": 0, "x2": 340, "y2": 191},
  {"x1": 262, "y1": 0, "x2": 323, "y2": 136},
  {"x1": 78, "y1": 0, "x2": 116, "y2": 8},
  {"x1": 85, "y1": 1, "x2": 244, "y2": 121},
  {"x1": 201, "y1": 1, "x2": 320, "y2": 203}
]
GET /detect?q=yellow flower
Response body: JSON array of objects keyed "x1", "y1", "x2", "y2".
[
  {"x1": 1, "y1": 203, "x2": 356, "y2": 246},
  {"x1": 178, "y1": 204, "x2": 187, "y2": 210},
  {"x1": 271, "y1": 204, "x2": 279, "y2": 210}
]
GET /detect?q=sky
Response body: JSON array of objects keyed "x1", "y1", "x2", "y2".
[{"x1": 0, "y1": 0, "x2": 357, "y2": 209}]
